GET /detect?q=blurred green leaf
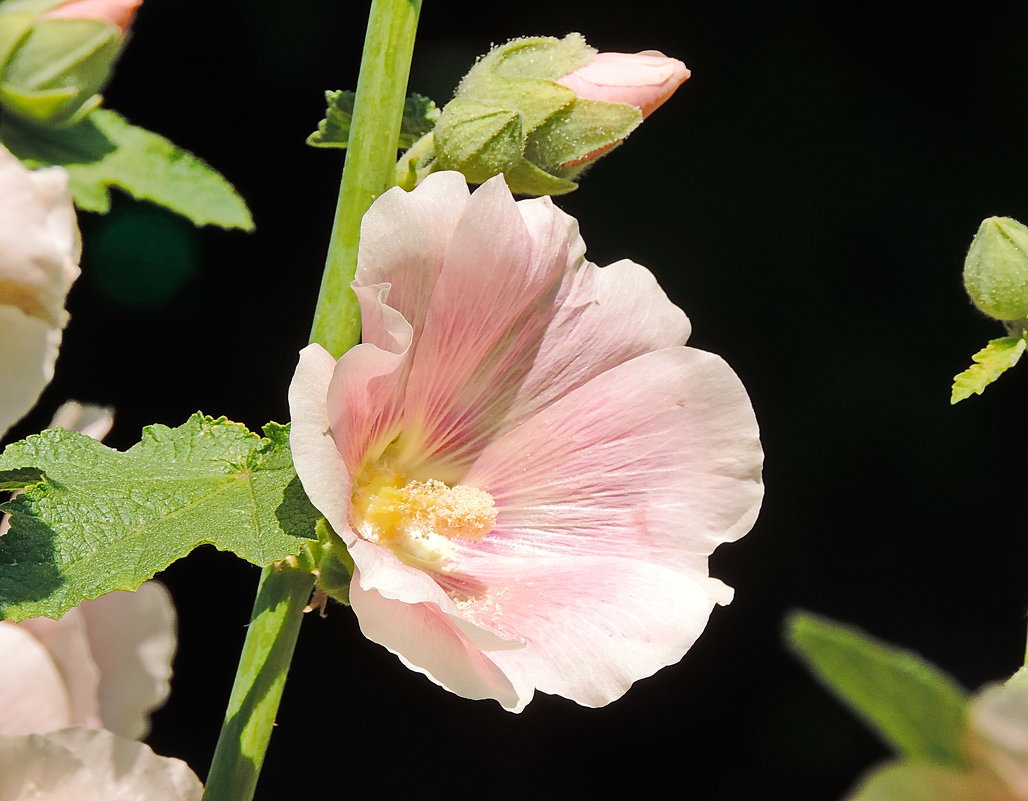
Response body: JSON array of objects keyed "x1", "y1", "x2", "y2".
[
  {"x1": 787, "y1": 612, "x2": 970, "y2": 766},
  {"x1": 0, "y1": 108, "x2": 254, "y2": 229}
]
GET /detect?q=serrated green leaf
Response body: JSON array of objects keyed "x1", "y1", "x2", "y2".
[
  {"x1": 0, "y1": 108, "x2": 253, "y2": 230},
  {"x1": 0, "y1": 414, "x2": 317, "y2": 621},
  {"x1": 951, "y1": 336, "x2": 1026, "y2": 404},
  {"x1": 787, "y1": 612, "x2": 970, "y2": 765},
  {"x1": 307, "y1": 89, "x2": 440, "y2": 150}
]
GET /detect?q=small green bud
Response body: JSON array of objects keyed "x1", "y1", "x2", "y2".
[
  {"x1": 0, "y1": 0, "x2": 135, "y2": 125},
  {"x1": 407, "y1": 33, "x2": 688, "y2": 196},
  {"x1": 963, "y1": 216, "x2": 1028, "y2": 322}
]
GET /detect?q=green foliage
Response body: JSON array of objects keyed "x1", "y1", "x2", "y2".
[
  {"x1": 787, "y1": 612, "x2": 970, "y2": 766},
  {"x1": 0, "y1": 108, "x2": 253, "y2": 229},
  {"x1": 0, "y1": 415, "x2": 318, "y2": 621},
  {"x1": 307, "y1": 89, "x2": 439, "y2": 150},
  {"x1": 951, "y1": 335, "x2": 1026, "y2": 404}
]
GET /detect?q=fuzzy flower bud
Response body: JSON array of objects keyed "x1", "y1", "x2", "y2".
[
  {"x1": 963, "y1": 216, "x2": 1028, "y2": 323},
  {"x1": 0, "y1": 0, "x2": 140, "y2": 125},
  {"x1": 403, "y1": 33, "x2": 689, "y2": 196}
]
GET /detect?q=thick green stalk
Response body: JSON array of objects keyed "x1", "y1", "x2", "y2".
[
  {"x1": 201, "y1": 561, "x2": 314, "y2": 801},
  {"x1": 201, "y1": 3, "x2": 422, "y2": 800},
  {"x1": 310, "y1": 0, "x2": 423, "y2": 357}
]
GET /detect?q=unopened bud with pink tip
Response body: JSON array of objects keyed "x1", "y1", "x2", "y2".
[
  {"x1": 556, "y1": 50, "x2": 691, "y2": 118},
  {"x1": 398, "y1": 34, "x2": 691, "y2": 196},
  {"x1": 44, "y1": 0, "x2": 141, "y2": 33}
]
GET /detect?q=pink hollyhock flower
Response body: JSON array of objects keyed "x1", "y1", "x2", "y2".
[
  {"x1": 290, "y1": 171, "x2": 763, "y2": 711},
  {"x1": 0, "y1": 582, "x2": 176, "y2": 738},
  {"x1": 847, "y1": 678, "x2": 1028, "y2": 801},
  {"x1": 43, "y1": 0, "x2": 141, "y2": 33},
  {"x1": 556, "y1": 50, "x2": 691, "y2": 119},
  {"x1": 0, "y1": 147, "x2": 80, "y2": 440},
  {"x1": 0, "y1": 727, "x2": 202, "y2": 801}
]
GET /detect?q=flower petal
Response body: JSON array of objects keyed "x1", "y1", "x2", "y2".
[
  {"x1": 0, "y1": 148, "x2": 79, "y2": 438},
  {"x1": 289, "y1": 344, "x2": 355, "y2": 539},
  {"x1": 0, "y1": 731, "x2": 101, "y2": 801},
  {"x1": 349, "y1": 566, "x2": 520, "y2": 707},
  {"x1": 396, "y1": 177, "x2": 574, "y2": 474},
  {"x1": 14, "y1": 608, "x2": 102, "y2": 732},
  {"x1": 356, "y1": 171, "x2": 471, "y2": 350},
  {"x1": 0, "y1": 306, "x2": 62, "y2": 438},
  {"x1": 78, "y1": 583, "x2": 176, "y2": 739},
  {"x1": 472, "y1": 554, "x2": 731, "y2": 710},
  {"x1": 465, "y1": 347, "x2": 763, "y2": 564},
  {"x1": 500, "y1": 252, "x2": 691, "y2": 427},
  {"x1": 0, "y1": 623, "x2": 75, "y2": 735},
  {"x1": 44, "y1": 728, "x2": 202, "y2": 801}
]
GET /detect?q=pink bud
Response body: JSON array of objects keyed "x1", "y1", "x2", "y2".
[
  {"x1": 43, "y1": 0, "x2": 141, "y2": 33},
  {"x1": 556, "y1": 50, "x2": 691, "y2": 118}
]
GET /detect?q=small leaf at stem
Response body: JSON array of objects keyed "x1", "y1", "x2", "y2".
[
  {"x1": 307, "y1": 89, "x2": 439, "y2": 150},
  {"x1": 0, "y1": 108, "x2": 254, "y2": 230},
  {"x1": 951, "y1": 335, "x2": 1027, "y2": 404},
  {"x1": 0, "y1": 414, "x2": 318, "y2": 621},
  {"x1": 786, "y1": 612, "x2": 970, "y2": 766}
]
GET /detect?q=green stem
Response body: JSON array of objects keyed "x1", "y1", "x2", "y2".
[
  {"x1": 201, "y1": 4, "x2": 422, "y2": 799},
  {"x1": 201, "y1": 561, "x2": 315, "y2": 801},
  {"x1": 309, "y1": 0, "x2": 423, "y2": 358}
]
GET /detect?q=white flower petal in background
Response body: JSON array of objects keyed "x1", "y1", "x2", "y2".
[
  {"x1": 0, "y1": 146, "x2": 80, "y2": 439},
  {"x1": 0, "y1": 728, "x2": 202, "y2": 801},
  {"x1": 1, "y1": 584, "x2": 176, "y2": 738}
]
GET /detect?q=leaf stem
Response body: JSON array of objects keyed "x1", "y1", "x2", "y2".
[
  {"x1": 201, "y1": 560, "x2": 314, "y2": 801},
  {"x1": 309, "y1": 0, "x2": 423, "y2": 358}
]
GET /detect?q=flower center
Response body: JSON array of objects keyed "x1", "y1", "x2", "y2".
[{"x1": 351, "y1": 467, "x2": 497, "y2": 571}]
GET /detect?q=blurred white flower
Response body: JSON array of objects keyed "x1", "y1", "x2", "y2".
[
  {"x1": 0, "y1": 582, "x2": 176, "y2": 739},
  {"x1": 0, "y1": 727, "x2": 202, "y2": 801},
  {"x1": 0, "y1": 145, "x2": 80, "y2": 439}
]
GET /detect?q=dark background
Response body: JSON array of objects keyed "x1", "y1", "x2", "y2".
[{"x1": 13, "y1": 0, "x2": 1028, "y2": 797}]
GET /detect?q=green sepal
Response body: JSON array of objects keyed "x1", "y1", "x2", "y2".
[
  {"x1": 503, "y1": 156, "x2": 579, "y2": 196},
  {"x1": 0, "y1": 415, "x2": 319, "y2": 622},
  {"x1": 0, "y1": 11, "x2": 33, "y2": 71},
  {"x1": 0, "y1": 17, "x2": 120, "y2": 124},
  {"x1": 528, "y1": 98, "x2": 642, "y2": 173},
  {"x1": 433, "y1": 99, "x2": 524, "y2": 183},
  {"x1": 308, "y1": 517, "x2": 353, "y2": 606},
  {"x1": 307, "y1": 89, "x2": 440, "y2": 150},
  {"x1": 0, "y1": 108, "x2": 254, "y2": 229},
  {"x1": 459, "y1": 78, "x2": 576, "y2": 137},
  {"x1": 460, "y1": 33, "x2": 594, "y2": 88},
  {"x1": 787, "y1": 612, "x2": 970, "y2": 766},
  {"x1": 951, "y1": 335, "x2": 1027, "y2": 404}
]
